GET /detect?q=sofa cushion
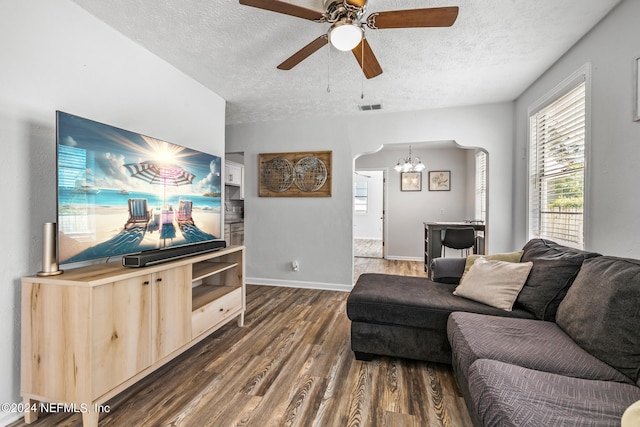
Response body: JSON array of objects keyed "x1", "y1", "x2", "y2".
[
  {"x1": 454, "y1": 259, "x2": 532, "y2": 311},
  {"x1": 447, "y1": 312, "x2": 633, "y2": 387},
  {"x1": 468, "y1": 359, "x2": 640, "y2": 427},
  {"x1": 461, "y1": 250, "x2": 524, "y2": 281},
  {"x1": 347, "y1": 273, "x2": 534, "y2": 330},
  {"x1": 556, "y1": 256, "x2": 640, "y2": 384},
  {"x1": 516, "y1": 238, "x2": 600, "y2": 321},
  {"x1": 429, "y1": 257, "x2": 466, "y2": 284}
]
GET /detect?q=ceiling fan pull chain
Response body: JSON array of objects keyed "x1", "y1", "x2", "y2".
[
  {"x1": 360, "y1": 38, "x2": 365, "y2": 99},
  {"x1": 327, "y1": 42, "x2": 331, "y2": 93}
]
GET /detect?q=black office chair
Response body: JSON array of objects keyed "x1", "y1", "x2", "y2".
[{"x1": 441, "y1": 227, "x2": 476, "y2": 257}]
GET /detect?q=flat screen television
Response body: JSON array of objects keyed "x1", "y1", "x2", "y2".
[{"x1": 56, "y1": 111, "x2": 223, "y2": 265}]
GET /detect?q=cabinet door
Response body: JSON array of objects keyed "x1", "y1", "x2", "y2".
[
  {"x1": 152, "y1": 266, "x2": 192, "y2": 361},
  {"x1": 91, "y1": 276, "x2": 152, "y2": 399},
  {"x1": 225, "y1": 163, "x2": 242, "y2": 186}
]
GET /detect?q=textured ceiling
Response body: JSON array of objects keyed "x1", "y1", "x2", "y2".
[{"x1": 72, "y1": 0, "x2": 621, "y2": 125}]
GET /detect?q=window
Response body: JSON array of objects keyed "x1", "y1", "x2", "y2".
[
  {"x1": 529, "y1": 77, "x2": 586, "y2": 248},
  {"x1": 475, "y1": 151, "x2": 487, "y2": 223},
  {"x1": 354, "y1": 181, "x2": 368, "y2": 214}
]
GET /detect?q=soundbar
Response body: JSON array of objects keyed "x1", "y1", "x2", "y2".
[{"x1": 122, "y1": 240, "x2": 227, "y2": 268}]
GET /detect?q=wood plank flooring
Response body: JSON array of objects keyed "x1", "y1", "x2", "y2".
[
  {"x1": 354, "y1": 239, "x2": 383, "y2": 259},
  {"x1": 354, "y1": 256, "x2": 428, "y2": 283},
  {"x1": 10, "y1": 266, "x2": 471, "y2": 427}
]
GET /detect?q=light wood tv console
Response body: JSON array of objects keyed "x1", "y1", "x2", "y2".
[{"x1": 21, "y1": 245, "x2": 245, "y2": 427}]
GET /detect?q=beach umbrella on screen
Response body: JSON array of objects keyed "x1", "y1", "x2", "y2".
[{"x1": 123, "y1": 161, "x2": 196, "y2": 208}]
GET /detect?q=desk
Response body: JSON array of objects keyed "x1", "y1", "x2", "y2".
[{"x1": 423, "y1": 222, "x2": 486, "y2": 273}]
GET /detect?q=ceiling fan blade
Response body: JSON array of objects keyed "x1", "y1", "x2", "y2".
[
  {"x1": 239, "y1": 0, "x2": 325, "y2": 21},
  {"x1": 366, "y1": 7, "x2": 459, "y2": 29},
  {"x1": 352, "y1": 38, "x2": 383, "y2": 79},
  {"x1": 277, "y1": 35, "x2": 328, "y2": 70}
]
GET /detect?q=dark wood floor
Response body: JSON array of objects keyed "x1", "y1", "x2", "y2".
[{"x1": 11, "y1": 262, "x2": 471, "y2": 427}]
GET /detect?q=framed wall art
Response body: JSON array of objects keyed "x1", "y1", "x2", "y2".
[
  {"x1": 400, "y1": 172, "x2": 422, "y2": 192},
  {"x1": 428, "y1": 170, "x2": 451, "y2": 191},
  {"x1": 259, "y1": 150, "x2": 332, "y2": 197}
]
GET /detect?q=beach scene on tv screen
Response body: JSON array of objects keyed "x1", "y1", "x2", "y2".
[{"x1": 56, "y1": 112, "x2": 222, "y2": 264}]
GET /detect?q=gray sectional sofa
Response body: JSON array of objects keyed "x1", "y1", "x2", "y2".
[{"x1": 346, "y1": 239, "x2": 640, "y2": 426}]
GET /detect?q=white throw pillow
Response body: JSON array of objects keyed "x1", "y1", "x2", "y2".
[
  {"x1": 453, "y1": 258, "x2": 533, "y2": 311},
  {"x1": 622, "y1": 400, "x2": 640, "y2": 427}
]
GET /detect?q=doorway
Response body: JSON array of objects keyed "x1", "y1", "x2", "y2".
[
  {"x1": 353, "y1": 143, "x2": 489, "y2": 263},
  {"x1": 353, "y1": 170, "x2": 386, "y2": 258}
]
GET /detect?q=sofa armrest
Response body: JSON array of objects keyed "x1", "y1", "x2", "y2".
[{"x1": 429, "y1": 257, "x2": 466, "y2": 284}]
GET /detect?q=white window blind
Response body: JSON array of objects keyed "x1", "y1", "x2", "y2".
[
  {"x1": 475, "y1": 151, "x2": 487, "y2": 223},
  {"x1": 529, "y1": 80, "x2": 586, "y2": 248},
  {"x1": 354, "y1": 181, "x2": 368, "y2": 214}
]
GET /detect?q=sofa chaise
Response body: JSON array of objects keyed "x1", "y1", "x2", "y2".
[{"x1": 346, "y1": 239, "x2": 640, "y2": 426}]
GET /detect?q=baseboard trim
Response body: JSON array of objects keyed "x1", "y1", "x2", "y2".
[
  {"x1": 0, "y1": 410, "x2": 22, "y2": 426},
  {"x1": 246, "y1": 277, "x2": 353, "y2": 292},
  {"x1": 385, "y1": 256, "x2": 423, "y2": 262}
]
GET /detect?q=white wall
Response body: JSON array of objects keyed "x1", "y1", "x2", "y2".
[
  {"x1": 353, "y1": 170, "x2": 384, "y2": 241},
  {"x1": 227, "y1": 102, "x2": 515, "y2": 289},
  {"x1": 0, "y1": 1, "x2": 226, "y2": 423},
  {"x1": 356, "y1": 145, "x2": 470, "y2": 260},
  {"x1": 513, "y1": 0, "x2": 640, "y2": 257}
]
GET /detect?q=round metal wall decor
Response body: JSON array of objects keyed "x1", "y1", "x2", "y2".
[
  {"x1": 294, "y1": 156, "x2": 327, "y2": 192},
  {"x1": 261, "y1": 157, "x2": 294, "y2": 192},
  {"x1": 259, "y1": 151, "x2": 332, "y2": 197}
]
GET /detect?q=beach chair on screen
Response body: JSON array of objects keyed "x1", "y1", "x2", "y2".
[
  {"x1": 125, "y1": 198, "x2": 152, "y2": 229},
  {"x1": 177, "y1": 200, "x2": 194, "y2": 224}
]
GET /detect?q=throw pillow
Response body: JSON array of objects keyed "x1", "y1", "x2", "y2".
[
  {"x1": 454, "y1": 258, "x2": 533, "y2": 311},
  {"x1": 460, "y1": 250, "x2": 524, "y2": 281},
  {"x1": 556, "y1": 256, "x2": 640, "y2": 384},
  {"x1": 622, "y1": 400, "x2": 640, "y2": 427},
  {"x1": 516, "y1": 239, "x2": 600, "y2": 321}
]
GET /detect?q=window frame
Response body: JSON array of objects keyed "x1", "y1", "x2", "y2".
[
  {"x1": 527, "y1": 64, "x2": 591, "y2": 249},
  {"x1": 475, "y1": 150, "x2": 487, "y2": 223},
  {"x1": 354, "y1": 180, "x2": 368, "y2": 214}
]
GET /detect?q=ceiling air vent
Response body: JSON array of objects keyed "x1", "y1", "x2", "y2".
[{"x1": 358, "y1": 104, "x2": 382, "y2": 111}]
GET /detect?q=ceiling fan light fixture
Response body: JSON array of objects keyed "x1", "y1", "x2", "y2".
[{"x1": 329, "y1": 20, "x2": 363, "y2": 51}]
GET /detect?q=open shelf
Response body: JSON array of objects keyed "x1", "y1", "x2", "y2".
[
  {"x1": 21, "y1": 245, "x2": 245, "y2": 427},
  {"x1": 192, "y1": 285, "x2": 237, "y2": 311},
  {"x1": 192, "y1": 261, "x2": 238, "y2": 282}
]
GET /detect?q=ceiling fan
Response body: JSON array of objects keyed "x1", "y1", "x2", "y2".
[{"x1": 238, "y1": 0, "x2": 459, "y2": 79}]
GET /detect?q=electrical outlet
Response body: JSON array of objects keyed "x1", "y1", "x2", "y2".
[{"x1": 291, "y1": 261, "x2": 299, "y2": 272}]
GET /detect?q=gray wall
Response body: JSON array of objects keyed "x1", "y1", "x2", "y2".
[
  {"x1": 355, "y1": 145, "x2": 471, "y2": 260},
  {"x1": 227, "y1": 102, "x2": 515, "y2": 290},
  {"x1": 513, "y1": 0, "x2": 640, "y2": 257},
  {"x1": 0, "y1": 1, "x2": 226, "y2": 422}
]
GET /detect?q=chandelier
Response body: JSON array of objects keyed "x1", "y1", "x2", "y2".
[{"x1": 394, "y1": 145, "x2": 425, "y2": 172}]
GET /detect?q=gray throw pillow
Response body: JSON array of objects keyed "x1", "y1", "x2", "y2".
[
  {"x1": 556, "y1": 256, "x2": 640, "y2": 384},
  {"x1": 516, "y1": 239, "x2": 600, "y2": 321}
]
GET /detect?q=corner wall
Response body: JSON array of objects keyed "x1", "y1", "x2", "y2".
[
  {"x1": 227, "y1": 102, "x2": 514, "y2": 289},
  {"x1": 0, "y1": 1, "x2": 225, "y2": 423},
  {"x1": 513, "y1": 0, "x2": 640, "y2": 256},
  {"x1": 356, "y1": 145, "x2": 471, "y2": 260}
]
